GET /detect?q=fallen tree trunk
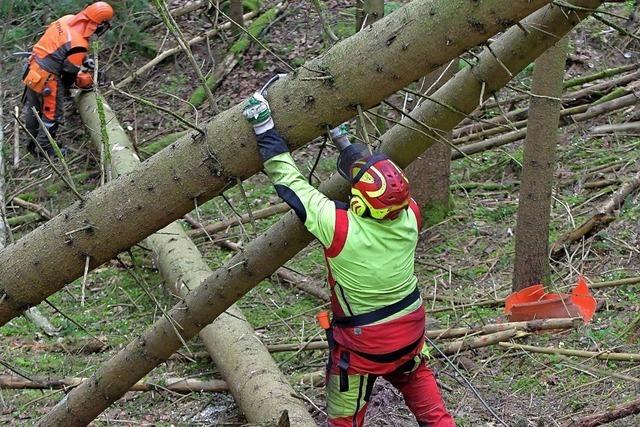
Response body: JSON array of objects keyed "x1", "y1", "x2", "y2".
[
  {"x1": 453, "y1": 69, "x2": 640, "y2": 138},
  {"x1": 37, "y1": 2, "x2": 601, "y2": 424},
  {"x1": 10, "y1": 197, "x2": 53, "y2": 220},
  {"x1": 451, "y1": 93, "x2": 636, "y2": 159},
  {"x1": 550, "y1": 170, "x2": 640, "y2": 257},
  {"x1": 0, "y1": 0, "x2": 550, "y2": 327},
  {"x1": 563, "y1": 397, "x2": 640, "y2": 427},
  {"x1": 79, "y1": 95, "x2": 315, "y2": 425},
  {"x1": 499, "y1": 342, "x2": 640, "y2": 362},
  {"x1": 0, "y1": 375, "x2": 227, "y2": 393},
  {"x1": 590, "y1": 121, "x2": 640, "y2": 134},
  {"x1": 469, "y1": 61, "x2": 640, "y2": 112},
  {"x1": 569, "y1": 92, "x2": 639, "y2": 122},
  {"x1": 147, "y1": 223, "x2": 315, "y2": 425}
]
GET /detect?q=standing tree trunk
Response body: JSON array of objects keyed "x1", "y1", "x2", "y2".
[
  {"x1": 38, "y1": 2, "x2": 602, "y2": 424},
  {"x1": 406, "y1": 60, "x2": 458, "y2": 223},
  {"x1": 229, "y1": 0, "x2": 244, "y2": 36},
  {"x1": 0, "y1": 84, "x2": 6, "y2": 249},
  {"x1": 0, "y1": 0, "x2": 550, "y2": 327},
  {"x1": 512, "y1": 36, "x2": 568, "y2": 291},
  {"x1": 78, "y1": 94, "x2": 315, "y2": 426},
  {"x1": 355, "y1": 0, "x2": 385, "y2": 138},
  {"x1": 356, "y1": 0, "x2": 384, "y2": 31}
]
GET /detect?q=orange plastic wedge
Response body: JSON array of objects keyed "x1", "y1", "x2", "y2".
[{"x1": 504, "y1": 277, "x2": 596, "y2": 323}]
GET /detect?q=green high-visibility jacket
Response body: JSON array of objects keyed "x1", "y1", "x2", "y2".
[{"x1": 257, "y1": 129, "x2": 423, "y2": 324}]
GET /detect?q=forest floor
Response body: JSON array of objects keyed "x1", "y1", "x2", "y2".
[{"x1": 1, "y1": 0, "x2": 639, "y2": 426}]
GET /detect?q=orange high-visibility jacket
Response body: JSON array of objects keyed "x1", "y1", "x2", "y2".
[{"x1": 32, "y1": 15, "x2": 89, "y2": 78}]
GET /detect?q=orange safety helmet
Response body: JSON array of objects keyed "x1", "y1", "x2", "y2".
[
  {"x1": 84, "y1": 2, "x2": 114, "y2": 24},
  {"x1": 338, "y1": 144, "x2": 410, "y2": 220}
]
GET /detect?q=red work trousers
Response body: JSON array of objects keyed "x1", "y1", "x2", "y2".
[{"x1": 325, "y1": 346, "x2": 455, "y2": 427}]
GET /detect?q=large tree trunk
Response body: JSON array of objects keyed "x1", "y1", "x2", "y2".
[
  {"x1": 38, "y1": 2, "x2": 602, "y2": 425},
  {"x1": 229, "y1": 0, "x2": 244, "y2": 36},
  {"x1": 80, "y1": 94, "x2": 315, "y2": 425},
  {"x1": 0, "y1": 0, "x2": 550, "y2": 327},
  {"x1": 355, "y1": 0, "x2": 385, "y2": 138},
  {"x1": 512, "y1": 37, "x2": 568, "y2": 291},
  {"x1": 0, "y1": 88, "x2": 6, "y2": 249},
  {"x1": 406, "y1": 61, "x2": 457, "y2": 223}
]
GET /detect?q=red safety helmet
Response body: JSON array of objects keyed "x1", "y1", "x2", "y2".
[{"x1": 338, "y1": 145, "x2": 410, "y2": 220}]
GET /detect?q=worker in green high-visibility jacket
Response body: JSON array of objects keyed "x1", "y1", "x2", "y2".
[{"x1": 243, "y1": 91, "x2": 455, "y2": 427}]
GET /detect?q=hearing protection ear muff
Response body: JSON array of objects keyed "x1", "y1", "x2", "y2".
[{"x1": 349, "y1": 194, "x2": 368, "y2": 217}]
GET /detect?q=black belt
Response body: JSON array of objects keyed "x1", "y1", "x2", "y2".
[
  {"x1": 352, "y1": 333, "x2": 424, "y2": 363},
  {"x1": 333, "y1": 286, "x2": 421, "y2": 328}
]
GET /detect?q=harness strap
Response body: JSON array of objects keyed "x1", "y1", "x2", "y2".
[
  {"x1": 338, "y1": 351, "x2": 350, "y2": 392},
  {"x1": 351, "y1": 333, "x2": 423, "y2": 364},
  {"x1": 333, "y1": 286, "x2": 421, "y2": 328}
]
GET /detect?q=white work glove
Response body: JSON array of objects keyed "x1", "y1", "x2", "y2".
[
  {"x1": 242, "y1": 92, "x2": 274, "y2": 135},
  {"x1": 330, "y1": 123, "x2": 351, "y2": 151}
]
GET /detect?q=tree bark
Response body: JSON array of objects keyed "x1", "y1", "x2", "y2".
[
  {"x1": 80, "y1": 94, "x2": 315, "y2": 426},
  {"x1": 229, "y1": 0, "x2": 244, "y2": 36},
  {"x1": 406, "y1": 61, "x2": 457, "y2": 223},
  {"x1": 0, "y1": 375, "x2": 228, "y2": 393},
  {"x1": 512, "y1": 36, "x2": 568, "y2": 291},
  {"x1": 0, "y1": 84, "x2": 7, "y2": 249},
  {"x1": 37, "y1": 2, "x2": 601, "y2": 425},
  {"x1": 354, "y1": 0, "x2": 385, "y2": 139},
  {"x1": 0, "y1": 0, "x2": 551, "y2": 327}
]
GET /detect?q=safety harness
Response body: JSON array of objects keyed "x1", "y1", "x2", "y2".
[{"x1": 321, "y1": 204, "x2": 424, "y2": 392}]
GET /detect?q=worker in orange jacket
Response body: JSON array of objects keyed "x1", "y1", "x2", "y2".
[{"x1": 21, "y1": 2, "x2": 114, "y2": 157}]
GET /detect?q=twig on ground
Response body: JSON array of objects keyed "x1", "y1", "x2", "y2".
[
  {"x1": 10, "y1": 197, "x2": 53, "y2": 220},
  {"x1": 499, "y1": 342, "x2": 640, "y2": 362}
]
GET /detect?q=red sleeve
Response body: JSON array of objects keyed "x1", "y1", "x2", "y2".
[
  {"x1": 324, "y1": 207, "x2": 349, "y2": 258},
  {"x1": 408, "y1": 198, "x2": 422, "y2": 232}
]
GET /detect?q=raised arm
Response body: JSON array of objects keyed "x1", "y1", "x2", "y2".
[{"x1": 242, "y1": 92, "x2": 339, "y2": 247}]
